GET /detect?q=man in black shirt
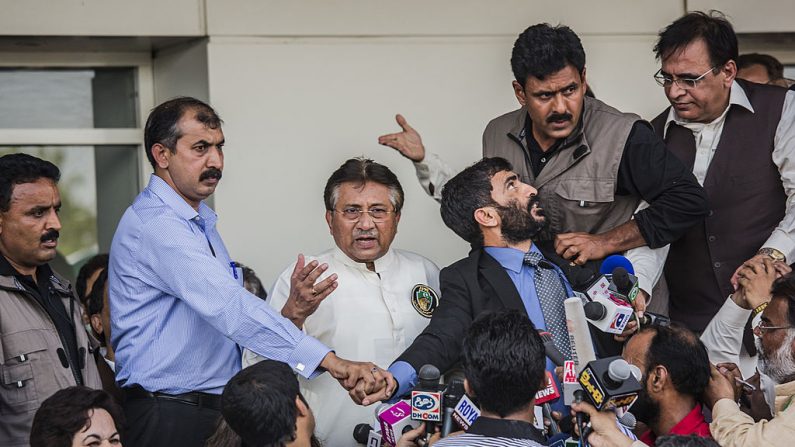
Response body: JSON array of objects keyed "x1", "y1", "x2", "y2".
[
  {"x1": 0, "y1": 153, "x2": 100, "y2": 447},
  {"x1": 379, "y1": 23, "x2": 707, "y2": 312}
]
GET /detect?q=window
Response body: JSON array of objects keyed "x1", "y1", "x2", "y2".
[{"x1": 0, "y1": 53, "x2": 153, "y2": 281}]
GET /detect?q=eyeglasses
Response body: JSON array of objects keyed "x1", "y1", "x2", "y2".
[
  {"x1": 753, "y1": 321, "x2": 795, "y2": 336},
  {"x1": 333, "y1": 207, "x2": 396, "y2": 222},
  {"x1": 653, "y1": 66, "x2": 718, "y2": 89}
]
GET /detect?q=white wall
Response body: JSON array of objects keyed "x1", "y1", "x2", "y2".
[{"x1": 207, "y1": 1, "x2": 679, "y2": 285}]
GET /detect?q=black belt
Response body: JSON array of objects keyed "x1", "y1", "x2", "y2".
[{"x1": 123, "y1": 385, "x2": 222, "y2": 411}]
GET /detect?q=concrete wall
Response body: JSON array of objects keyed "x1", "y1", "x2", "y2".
[
  {"x1": 3, "y1": 0, "x2": 795, "y2": 285},
  {"x1": 205, "y1": 1, "x2": 682, "y2": 284}
]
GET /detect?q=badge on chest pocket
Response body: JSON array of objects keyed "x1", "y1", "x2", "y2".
[{"x1": 411, "y1": 284, "x2": 439, "y2": 318}]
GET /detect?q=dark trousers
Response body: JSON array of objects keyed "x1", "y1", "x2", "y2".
[{"x1": 122, "y1": 396, "x2": 221, "y2": 447}]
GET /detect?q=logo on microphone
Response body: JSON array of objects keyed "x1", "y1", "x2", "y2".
[
  {"x1": 609, "y1": 312, "x2": 630, "y2": 332},
  {"x1": 411, "y1": 391, "x2": 441, "y2": 421},
  {"x1": 411, "y1": 284, "x2": 439, "y2": 318}
]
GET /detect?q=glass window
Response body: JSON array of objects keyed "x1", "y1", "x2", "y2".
[
  {"x1": 0, "y1": 68, "x2": 138, "y2": 128},
  {"x1": 0, "y1": 145, "x2": 139, "y2": 279}
]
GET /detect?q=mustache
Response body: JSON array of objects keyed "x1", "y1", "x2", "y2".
[
  {"x1": 547, "y1": 113, "x2": 572, "y2": 123},
  {"x1": 41, "y1": 229, "x2": 59, "y2": 243},
  {"x1": 199, "y1": 168, "x2": 223, "y2": 182}
]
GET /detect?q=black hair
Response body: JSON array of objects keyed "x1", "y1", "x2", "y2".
[
  {"x1": 30, "y1": 386, "x2": 124, "y2": 447},
  {"x1": 462, "y1": 310, "x2": 545, "y2": 417},
  {"x1": 323, "y1": 157, "x2": 404, "y2": 213},
  {"x1": 641, "y1": 324, "x2": 711, "y2": 398},
  {"x1": 654, "y1": 11, "x2": 738, "y2": 67},
  {"x1": 144, "y1": 96, "x2": 223, "y2": 169},
  {"x1": 656, "y1": 434, "x2": 721, "y2": 447},
  {"x1": 75, "y1": 253, "x2": 109, "y2": 304},
  {"x1": 235, "y1": 262, "x2": 268, "y2": 301},
  {"x1": 511, "y1": 23, "x2": 586, "y2": 85},
  {"x1": 771, "y1": 273, "x2": 795, "y2": 326},
  {"x1": 0, "y1": 153, "x2": 60, "y2": 212},
  {"x1": 440, "y1": 157, "x2": 512, "y2": 245},
  {"x1": 87, "y1": 269, "x2": 109, "y2": 345},
  {"x1": 221, "y1": 360, "x2": 303, "y2": 447},
  {"x1": 737, "y1": 53, "x2": 785, "y2": 82}
]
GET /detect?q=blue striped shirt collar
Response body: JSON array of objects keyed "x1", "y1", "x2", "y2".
[
  {"x1": 146, "y1": 174, "x2": 217, "y2": 226},
  {"x1": 483, "y1": 244, "x2": 542, "y2": 274}
]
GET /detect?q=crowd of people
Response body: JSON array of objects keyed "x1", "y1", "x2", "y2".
[{"x1": 2, "y1": 8, "x2": 795, "y2": 447}]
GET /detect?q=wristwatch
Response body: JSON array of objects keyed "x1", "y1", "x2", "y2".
[{"x1": 758, "y1": 247, "x2": 786, "y2": 263}]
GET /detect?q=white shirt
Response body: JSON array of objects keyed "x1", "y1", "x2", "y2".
[
  {"x1": 700, "y1": 297, "x2": 760, "y2": 378},
  {"x1": 627, "y1": 83, "x2": 795, "y2": 293},
  {"x1": 242, "y1": 247, "x2": 440, "y2": 447}
]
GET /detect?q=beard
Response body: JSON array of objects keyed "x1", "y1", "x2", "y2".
[
  {"x1": 629, "y1": 378, "x2": 661, "y2": 427},
  {"x1": 496, "y1": 196, "x2": 546, "y2": 245},
  {"x1": 757, "y1": 331, "x2": 795, "y2": 384}
]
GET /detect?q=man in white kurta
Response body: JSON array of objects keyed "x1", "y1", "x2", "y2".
[{"x1": 243, "y1": 158, "x2": 440, "y2": 446}]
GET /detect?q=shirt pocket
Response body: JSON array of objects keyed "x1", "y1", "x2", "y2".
[
  {"x1": 555, "y1": 179, "x2": 615, "y2": 218},
  {"x1": 0, "y1": 330, "x2": 49, "y2": 413}
]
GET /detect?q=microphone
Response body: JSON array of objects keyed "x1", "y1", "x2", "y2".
[
  {"x1": 452, "y1": 392, "x2": 480, "y2": 431},
  {"x1": 564, "y1": 297, "x2": 597, "y2": 370},
  {"x1": 609, "y1": 267, "x2": 640, "y2": 304},
  {"x1": 599, "y1": 255, "x2": 635, "y2": 275},
  {"x1": 618, "y1": 412, "x2": 637, "y2": 430},
  {"x1": 638, "y1": 311, "x2": 671, "y2": 327},
  {"x1": 411, "y1": 365, "x2": 442, "y2": 440},
  {"x1": 535, "y1": 371, "x2": 562, "y2": 436},
  {"x1": 577, "y1": 357, "x2": 641, "y2": 411},
  {"x1": 583, "y1": 298, "x2": 633, "y2": 334},
  {"x1": 353, "y1": 424, "x2": 379, "y2": 446},
  {"x1": 441, "y1": 379, "x2": 464, "y2": 437},
  {"x1": 534, "y1": 371, "x2": 561, "y2": 405},
  {"x1": 538, "y1": 331, "x2": 565, "y2": 367},
  {"x1": 377, "y1": 400, "x2": 418, "y2": 447},
  {"x1": 564, "y1": 297, "x2": 596, "y2": 405}
]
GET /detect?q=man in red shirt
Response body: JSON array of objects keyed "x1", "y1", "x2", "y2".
[{"x1": 623, "y1": 325, "x2": 713, "y2": 445}]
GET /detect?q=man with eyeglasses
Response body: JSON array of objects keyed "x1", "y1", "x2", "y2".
[
  {"x1": 705, "y1": 273, "x2": 795, "y2": 446},
  {"x1": 644, "y1": 12, "x2": 795, "y2": 348},
  {"x1": 243, "y1": 157, "x2": 439, "y2": 447},
  {"x1": 379, "y1": 23, "x2": 707, "y2": 318}
]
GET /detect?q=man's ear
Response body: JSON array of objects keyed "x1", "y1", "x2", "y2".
[
  {"x1": 463, "y1": 378, "x2": 474, "y2": 398},
  {"x1": 325, "y1": 210, "x2": 334, "y2": 235},
  {"x1": 722, "y1": 60, "x2": 737, "y2": 87},
  {"x1": 89, "y1": 313, "x2": 103, "y2": 337},
  {"x1": 295, "y1": 395, "x2": 310, "y2": 417},
  {"x1": 151, "y1": 143, "x2": 171, "y2": 170},
  {"x1": 649, "y1": 365, "x2": 667, "y2": 393},
  {"x1": 474, "y1": 207, "x2": 499, "y2": 229},
  {"x1": 512, "y1": 80, "x2": 527, "y2": 107}
]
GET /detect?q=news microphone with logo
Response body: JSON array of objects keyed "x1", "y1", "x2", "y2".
[
  {"x1": 582, "y1": 296, "x2": 633, "y2": 335},
  {"x1": 609, "y1": 267, "x2": 640, "y2": 304},
  {"x1": 353, "y1": 423, "x2": 382, "y2": 447},
  {"x1": 564, "y1": 297, "x2": 596, "y2": 405},
  {"x1": 378, "y1": 400, "x2": 420, "y2": 447},
  {"x1": 411, "y1": 364, "x2": 443, "y2": 442},
  {"x1": 535, "y1": 370, "x2": 562, "y2": 435},
  {"x1": 452, "y1": 392, "x2": 480, "y2": 432},
  {"x1": 577, "y1": 357, "x2": 641, "y2": 411}
]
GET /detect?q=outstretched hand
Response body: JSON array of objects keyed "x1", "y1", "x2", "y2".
[{"x1": 378, "y1": 114, "x2": 426, "y2": 162}]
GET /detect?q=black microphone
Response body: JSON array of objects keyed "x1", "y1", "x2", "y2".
[
  {"x1": 538, "y1": 331, "x2": 565, "y2": 367},
  {"x1": 353, "y1": 423, "x2": 373, "y2": 444},
  {"x1": 638, "y1": 312, "x2": 671, "y2": 327},
  {"x1": 609, "y1": 267, "x2": 640, "y2": 304},
  {"x1": 441, "y1": 379, "x2": 464, "y2": 437}
]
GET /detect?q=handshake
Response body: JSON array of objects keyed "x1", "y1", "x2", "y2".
[{"x1": 320, "y1": 352, "x2": 396, "y2": 406}]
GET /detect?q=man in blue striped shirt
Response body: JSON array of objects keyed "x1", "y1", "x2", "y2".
[{"x1": 109, "y1": 97, "x2": 392, "y2": 447}]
